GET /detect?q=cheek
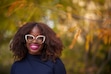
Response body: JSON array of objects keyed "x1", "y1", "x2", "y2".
[{"x1": 40, "y1": 44, "x2": 44, "y2": 49}]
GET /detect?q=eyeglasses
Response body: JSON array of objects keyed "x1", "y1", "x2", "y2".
[{"x1": 25, "y1": 34, "x2": 45, "y2": 44}]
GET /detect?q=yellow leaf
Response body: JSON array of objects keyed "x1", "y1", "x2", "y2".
[
  {"x1": 69, "y1": 29, "x2": 81, "y2": 49},
  {"x1": 108, "y1": 37, "x2": 111, "y2": 44},
  {"x1": 85, "y1": 35, "x2": 90, "y2": 52},
  {"x1": 103, "y1": 35, "x2": 108, "y2": 44}
]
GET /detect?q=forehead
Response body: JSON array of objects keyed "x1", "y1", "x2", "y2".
[{"x1": 29, "y1": 26, "x2": 41, "y2": 36}]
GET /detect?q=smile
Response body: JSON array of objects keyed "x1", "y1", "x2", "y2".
[{"x1": 30, "y1": 44, "x2": 39, "y2": 50}]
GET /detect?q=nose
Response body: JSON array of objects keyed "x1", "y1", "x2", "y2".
[{"x1": 32, "y1": 39, "x2": 37, "y2": 43}]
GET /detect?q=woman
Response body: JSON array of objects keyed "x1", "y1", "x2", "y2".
[{"x1": 10, "y1": 22, "x2": 66, "y2": 74}]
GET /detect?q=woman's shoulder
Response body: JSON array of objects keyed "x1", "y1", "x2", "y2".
[
  {"x1": 54, "y1": 58, "x2": 65, "y2": 66},
  {"x1": 45, "y1": 58, "x2": 66, "y2": 70},
  {"x1": 10, "y1": 61, "x2": 23, "y2": 74},
  {"x1": 10, "y1": 59, "x2": 31, "y2": 74},
  {"x1": 53, "y1": 58, "x2": 66, "y2": 74},
  {"x1": 11, "y1": 58, "x2": 27, "y2": 69}
]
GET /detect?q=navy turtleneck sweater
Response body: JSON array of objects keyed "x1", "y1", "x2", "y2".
[{"x1": 10, "y1": 54, "x2": 66, "y2": 74}]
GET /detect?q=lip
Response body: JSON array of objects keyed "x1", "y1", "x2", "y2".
[{"x1": 30, "y1": 44, "x2": 39, "y2": 50}]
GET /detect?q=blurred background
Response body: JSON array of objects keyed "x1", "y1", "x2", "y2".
[{"x1": 0, "y1": 0, "x2": 111, "y2": 74}]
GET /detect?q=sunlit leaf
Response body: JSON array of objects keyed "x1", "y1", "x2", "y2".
[
  {"x1": 7, "y1": 0, "x2": 27, "y2": 16},
  {"x1": 69, "y1": 28, "x2": 81, "y2": 49}
]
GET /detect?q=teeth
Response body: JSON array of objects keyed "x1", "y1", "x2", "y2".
[{"x1": 31, "y1": 46, "x2": 38, "y2": 48}]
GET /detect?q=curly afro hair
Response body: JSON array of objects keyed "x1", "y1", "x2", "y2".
[{"x1": 10, "y1": 22, "x2": 63, "y2": 62}]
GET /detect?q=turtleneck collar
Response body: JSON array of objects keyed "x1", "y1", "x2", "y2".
[{"x1": 26, "y1": 53, "x2": 42, "y2": 61}]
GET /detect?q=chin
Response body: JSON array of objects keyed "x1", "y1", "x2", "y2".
[{"x1": 28, "y1": 48, "x2": 41, "y2": 55}]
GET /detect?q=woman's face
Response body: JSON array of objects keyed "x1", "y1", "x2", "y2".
[{"x1": 25, "y1": 26, "x2": 45, "y2": 55}]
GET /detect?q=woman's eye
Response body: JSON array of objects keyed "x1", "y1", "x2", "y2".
[
  {"x1": 27, "y1": 36, "x2": 33, "y2": 40},
  {"x1": 36, "y1": 37, "x2": 44, "y2": 43},
  {"x1": 37, "y1": 37, "x2": 43, "y2": 40}
]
